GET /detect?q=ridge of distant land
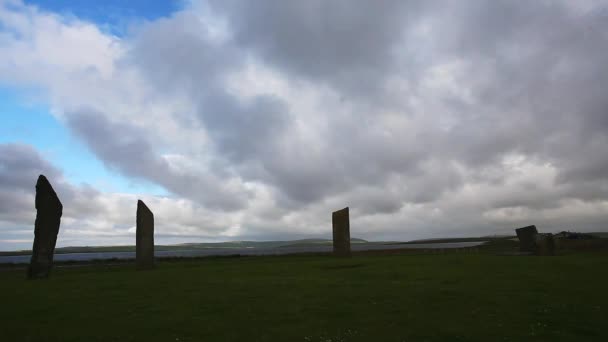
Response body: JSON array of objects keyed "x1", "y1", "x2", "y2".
[
  {"x1": 391, "y1": 231, "x2": 608, "y2": 244},
  {"x1": 0, "y1": 238, "x2": 370, "y2": 256},
  {"x1": 399, "y1": 236, "x2": 514, "y2": 244},
  {"x1": 3, "y1": 232, "x2": 606, "y2": 256}
]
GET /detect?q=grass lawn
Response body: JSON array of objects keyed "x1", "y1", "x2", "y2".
[{"x1": 1, "y1": 252, "x2": 607, "y2": 341}]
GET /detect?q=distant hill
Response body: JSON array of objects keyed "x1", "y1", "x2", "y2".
[
  {"x1": 400, "y1": 236, "x2": 516, "y2": 244},
  {"x1": 5, "y1": 232, "x2": 605, "y2": 256},
  {"x1": 277, "y1": 238, "x2": 368, "y2": 248},
  {"x1": 0, "y1": 238, "x2": 370, "y2": 256},
  {"x1": 589, "y1": 232, "x2": 608, "y2": 238},
  {"x1": 401, "y1": 232, "x2": 608, "y2": 245}
]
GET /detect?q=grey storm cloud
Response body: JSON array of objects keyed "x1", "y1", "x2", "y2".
[
  {"x1": 0, "y1": 144, "x2": 62, "y2": 191},
  {"x1": 65, "y1": 109, "x2": 251, "y2": 211},
  {"x1": 1, "y1": 0, "x2": 607, "y2": 248},
  {"x1": 0, "y1": 142, "x2": 235, "y2": 249},
  {"x1": 0, "y1": 145, "x2": 112, "y2": 225},
  {"x1": 207, "y1": 0, "x2": 420, "y2": 85},
  {"x1": 0, "y1": 144, "x2": 60, "y2": 224},
  {"x1": 194, "y1": 89, "x2": 290, "y2": 163},
  {"x1": 0, "y1": 143, "x2": 109, "y2": 225},
  {"x1": 71, "y1": 0, "x2": 608, "y2": 214}
]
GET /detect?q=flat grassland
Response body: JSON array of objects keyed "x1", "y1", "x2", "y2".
[{"x1": 1, "y1": 250, "x2": 607, "y2": 341}]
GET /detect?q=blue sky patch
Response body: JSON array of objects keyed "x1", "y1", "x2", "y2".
[
  {"x1": 0, "y1": 86, "x2": 168, "y2": 196},
  {"x1": 24, "y1": 0, "x2": 183, "y2": 36}
]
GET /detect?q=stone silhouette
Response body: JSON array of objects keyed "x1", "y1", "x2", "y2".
[
  {"x1": 535, "y1": 233, "x2": 556, "y2": 256},
  {"x1": 27, "y1": 175, "x2": 63, "y2": 279},
  {"x1": 332, "y1": 207, "x2": 351, "y2": 257},
  {"x1": 515, "y1": 225, "x2": 539, "y2": 253},
  {"x1": 136, "y1": 200, "x2": 155, "y2": 270}
]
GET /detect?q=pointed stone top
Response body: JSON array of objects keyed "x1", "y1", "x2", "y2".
[
  {"x1": 36, "y1": 174, "x2": 52, "y2": 190},
  {"x1": 36, "y1": 174, "x2": 62, "y2": 210},
  {"x1": 137, "y1": 199, "x2": 152, "y2": 214}
]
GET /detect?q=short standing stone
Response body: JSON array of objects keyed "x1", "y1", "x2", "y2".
[
  {"x1": 332, "y1": 207, "x2": 351, "y2": 257},
  {"x1": 28, "y1": 175, "x2": 63, "y2": 279},
  {"x1": 515, "y1": 225, "x2": 538, "y2": 253},
  {"x1": 136, "y1": 200, "x2": 155, "y2": 270},
  {"x1": 535, "y1": 233, "x2": 556, "y2": 256}
]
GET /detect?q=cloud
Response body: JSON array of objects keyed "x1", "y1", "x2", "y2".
[
  {"x1": 206, "y1": 0, "x2": 420, "y2": 94},
  {"x1": 0, "y1": 144, "x2": 70, "y2": 226},
  {"x1": 64, "y1": 108, "x2": 251, "y2": 211},
  {"x1": 0, "y1": 0, "x2": 607, "y2": 249},
  {"x1": 0, "y1": 142, "x2": 256, "y2": 249}
]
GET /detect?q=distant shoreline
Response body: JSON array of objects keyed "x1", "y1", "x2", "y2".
[
  {"x1": 0, "y1": 241, "x2": 487, "y2": 265},
  {"x1": 0, "y1": 236, "x2": 507, "y2": 256}
]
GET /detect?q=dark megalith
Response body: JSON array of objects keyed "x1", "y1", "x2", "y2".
[
  {"x1": 535, "y1": 233, "x2": 556, "y2": 256},
  {"x1": 27, "y1": 175, "x2": 63, "y2": 279},
  {"x1": 332, "y1": 207, "x2": 351, "y2": 257},
  {"x1": 515, "y1": 225, "x2": 538, "y2": 253},
  {"x1": 136, "y1": 200, "x2": 155, "y2": 270}
]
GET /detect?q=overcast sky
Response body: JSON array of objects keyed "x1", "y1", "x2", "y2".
[{"x1": 1, "y1": 0, "x2": 607, "y2": 250}]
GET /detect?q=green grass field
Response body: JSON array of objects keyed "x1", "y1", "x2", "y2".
[{"x1": 2, "y1": 251, "x2": 607, "y2": 341}]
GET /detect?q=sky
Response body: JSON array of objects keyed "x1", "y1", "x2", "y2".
[{"x1": 0, "y1": 0, "x2": 607, "y2": 251}]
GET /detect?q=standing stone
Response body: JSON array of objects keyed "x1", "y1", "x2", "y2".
[
  {"x1": 27, "y1": 175, "x2": 63, "y2": 279},
  {"x1": 535, "y1": 233, "x2": 556, "y2": 256},
  {"x1": 136, "y1": 200, "x2": 155, "y2": 270},
  {"x1": 332, "y1": 207, "x2": 351, "y2": 257},
  {"x1": 546, "y1": 233, "x2": 556, "y2": 255},
  {"x1": 515, "y1": 225, "x2": 538, "y2": 253}
]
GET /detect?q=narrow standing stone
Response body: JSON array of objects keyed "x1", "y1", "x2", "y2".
[
  {"x1": 28, "y1": 175, "x2": 63, "y2": 279},
  {"x1": 332, "y1": 207, "x2": 351, "y2": 257},
  {"x1": 136, "y1": 200, "x2": 155, "y2": 270},
  {"x1": 515, "y1": 225, "x2": 538, "y2": 253}
]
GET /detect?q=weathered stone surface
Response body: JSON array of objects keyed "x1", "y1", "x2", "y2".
[
  {"x1": 332, "y1": 207, "x2": 351, "y2": 257},
  {"x1": 515, "y1": 225, "x2": 538, "y2": 253},
  {"x1": 136, "y1": 200, "x2": 155, "y2": 270},
  {"x1": 27, "y1": 175, "x2": 63, "y2": 279},
  {"x1": 535, "y1": 233, "x2": 556, "y2": 256}
]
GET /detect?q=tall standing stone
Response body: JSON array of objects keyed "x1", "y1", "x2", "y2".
[
  {"x1": 332, "y1": 207, "x2": 351, "y2": 257},
  {"x1": 515, "y1": 225, "x2": 538, "y2": 253},
  {"x1": 136, "y1": 200, "x2": 155, "y2": 270},
  {"x1": 27, "y1": 175, "x2": 63, "y2": 279}
]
